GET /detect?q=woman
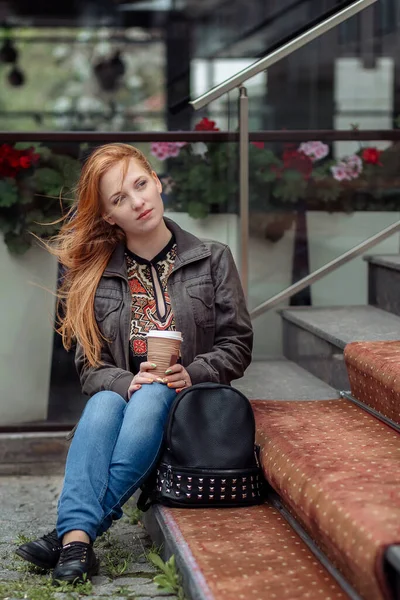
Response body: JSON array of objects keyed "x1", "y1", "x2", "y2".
[{"x1": 16, "y1": 143, "x2": 253, "y2": 584}]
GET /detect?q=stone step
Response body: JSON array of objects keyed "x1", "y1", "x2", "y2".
[
  {"x1": 144, "y1": 502, "x2": 352, "y2": 600},
  {"x1": 281, "y1": 305, "x2": 400, "y2": 389},
  {"x1": 0, "y1": 432, "x2": 69, "y2": 475},
  {"x1": 365, "y1": 254, "x2": 400, "y2": 317},
  {"x1": 253, "y1": 398, "x2": 400, "y2": 600},
  {"x1": 233, "y1": 358, "x2": 339, "y2": 400}
]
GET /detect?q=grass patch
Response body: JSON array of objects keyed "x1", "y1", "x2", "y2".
[
  {"x1": 0, "y1": 573, "x2": 93, "y2": 599},
  {"x1": 15, "y1": 533, "x2": 35, "y2": 546},
  {"x1": 147, "y1": 550, "x2": 186, "y2": 600},
  {"x1": 95, "y1": 534, "x2": 133, "y2": 579}
]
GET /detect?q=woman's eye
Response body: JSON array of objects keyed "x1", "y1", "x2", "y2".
[
  {"x1": 113, "y1": 196, "x2": 124, "y2": 205},
  {"x1": 137, "y1": 180, "x2": 147, "y2": 189}
]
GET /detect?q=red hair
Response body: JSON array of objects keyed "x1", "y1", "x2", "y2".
[{"x1": 46, "y1": 143, "x2": 153, "y2": 367}]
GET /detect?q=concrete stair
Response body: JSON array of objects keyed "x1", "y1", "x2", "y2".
[{"x1": 145, "y1": 255, "x2": 400, "y2": 600}]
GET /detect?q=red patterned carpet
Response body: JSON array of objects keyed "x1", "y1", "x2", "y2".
[
  {"x1": 344, "y1": 341, "x2": 400, "y2": 425},
  {"x1": 252, "y1": 399, "x2": 400, "y2": 600}
]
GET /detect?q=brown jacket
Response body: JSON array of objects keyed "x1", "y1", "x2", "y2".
[{"x1": 75, "y1": 217, "x2": 253, "y2": 400}]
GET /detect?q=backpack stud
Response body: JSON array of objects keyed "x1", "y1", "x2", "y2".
[
  {"x1": 210, "y1": 479, "x2": 215, "y2": 483},
  {"x1": 221, "y1": 495, "x2": 225, "y2": 500},
  {"x1": 188, "y1": 477, "x2": 192, "y2": 483},
  {"x1": 177, "y1": 475, "x2": 182, "y2": 480},
  {"x1": 198, "y1": 494, "x2": 202, "y2": 499},
  {"x1": 199, "y1": 478, "x2": 204, "y2": 483},
  {"x1": 209, "y1": 495, "x2": 214, "y2": 499},
  {"x1": 210, "y1": 487, "x2": 214, "y2": 492}
]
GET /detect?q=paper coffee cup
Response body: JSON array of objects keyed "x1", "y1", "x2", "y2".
[{"x1": 146, "y1": 330, "x2": 183, "y2": 378}]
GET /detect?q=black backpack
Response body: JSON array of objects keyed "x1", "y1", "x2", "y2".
[{"x1": 138, "y1": 382, "x2": 265, "y2": 510}]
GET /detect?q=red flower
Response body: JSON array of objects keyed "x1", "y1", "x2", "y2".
[
  {"x1": 0, "y1": 144, "x2": 39, "y2": 178},
  {"x1": 251, "y1": 141, "x2": 264, "y2": 149},
  {"x1": 19, "y1": 155, "x2": 32, "y2": 169},
  {"x1": 194, "y1": 117, "x2": 219, "y2": 131},
  {"x1": 362, "y1": 147, "x2": 382, "y2": 165},
  {"x1": 282, "y1": 149, "x2": 313, "y2": 180},
  {"x1": 133, "y1": 339, "x2": 147, "y2": 355}
]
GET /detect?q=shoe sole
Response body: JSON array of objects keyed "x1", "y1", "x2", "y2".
[
  {"x1": 15, "y1": 547, "x2": 57, "y2": 571},
  {"x1": 52, "y1": 559, "x2": 100, "y2": 585}
]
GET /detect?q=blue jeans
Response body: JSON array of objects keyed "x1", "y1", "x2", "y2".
[{"x1": 56, "y1": 383, "x2": 176, "y2": 542}]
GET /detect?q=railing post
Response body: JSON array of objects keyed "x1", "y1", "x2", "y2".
[{"x1": 238, "y1": 85, "x2": 249, "y2": 302}]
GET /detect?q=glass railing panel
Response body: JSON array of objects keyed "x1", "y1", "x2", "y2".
[
  {"x1": 248, "y1": 133, "x2": 400, "y2": 358},
  {"x1": 0, "y1": 27, "x2": 166, "y2": 132},
  {"x1": 0, "y1": 132, "x2": 240, "y2": 425}
]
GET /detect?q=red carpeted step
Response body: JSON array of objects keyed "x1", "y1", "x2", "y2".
[
  {"x1": 344, "y1": 341, "x2": 400, "y2": 425},
  {"x1": 159, "y1": 503, "x2": 347, "y2": 600},
  {"x1": 252, "y1": 399, "x2": 400, "y2": 600}
]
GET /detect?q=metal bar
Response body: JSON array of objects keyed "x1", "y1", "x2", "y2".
[
  {"x1": 268, "y1": 490, "x2": 363, "y2": 600},
  {"x1": 251, "y1": 219, "x2": 400, "y2": 319},
  {"x1": 340, "y1": 392, "x2": 400, "y2": 433},
  {"x1": 239, "y1": 87, "x2": 249, "y2": 300},
  {"x1": 190, "y1": 0, "x2": 377, "y2": 110},
  {"x1": 1, "y1": 129, "x2": 400, "y2": 143}
]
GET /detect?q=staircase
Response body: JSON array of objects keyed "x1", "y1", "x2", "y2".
[{"x1": 143, "y1": 254, "x2": 400, "y2": 600}]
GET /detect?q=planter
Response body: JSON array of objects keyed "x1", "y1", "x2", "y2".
[
  {"x1": 307, "y1": 211, "x2": 400, "y2": 306},
  {"x1": 0, "y1": 238, "x2": 58, "y2": 424}
]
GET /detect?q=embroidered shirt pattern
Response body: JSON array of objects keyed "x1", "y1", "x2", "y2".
[{"x1": 125, "y1": 240, "x2": 177, "y2": 359}]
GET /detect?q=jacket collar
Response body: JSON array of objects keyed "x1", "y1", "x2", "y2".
[{"x1": 103, "y1": 216, "x2": 211, "y2": 278}]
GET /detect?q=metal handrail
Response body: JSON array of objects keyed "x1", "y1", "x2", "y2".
[
  {"x1": 250, "y1": 220, "x2": 400, "y2": 320},
  {"x1": 190, "y1": 0, "x2": 377, "y2": 110}
]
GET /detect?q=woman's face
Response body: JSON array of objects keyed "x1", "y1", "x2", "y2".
[{"x1": 100, "y1": 158, "x2": 164, "y2": 237}]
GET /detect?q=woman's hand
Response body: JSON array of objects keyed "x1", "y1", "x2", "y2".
[
  {"x1": 163, "y1": 364, "x2": 192, "y2": 393},
  {"x1": 128, "y1": 362, "x2": 160, "y2": 399}
]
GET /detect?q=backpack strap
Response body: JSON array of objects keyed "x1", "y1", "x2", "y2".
[{"x1": 137, "y1": 486, "x2": 155, "y2": 512}]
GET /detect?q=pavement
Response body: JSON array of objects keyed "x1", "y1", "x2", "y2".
[{"x1": 0, "y1": 475, "x2": 179, "y2": 600}]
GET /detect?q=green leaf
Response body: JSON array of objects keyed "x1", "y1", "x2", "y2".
[
  {"x1": 186, "y1": 200, "x2": 209, "y2": 219},
  {"x1": 153, "y1": 574, "x2": 175, "y2": 592},
  {"x1": 147, "y1": 552, "x2": 168, "y2": 573},
  {"x1": 14, "y1": 142, "x2": 52, "y2": 160},
  {"x1": 33, "y1": 167, "x2": 64, "y2": 196},
  {"x1": 4, "y1": 231, "x2": 31, "y2": 255},
  {"x1": 0, "y1": 178, "x2": 18, "y2": 207}
]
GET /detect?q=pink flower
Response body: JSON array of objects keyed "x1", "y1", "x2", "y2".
[
  {"x1": 160, "y1": 176, "x2": 175, "y2": 194},
  {"x1": 331, "y1": 154, "x2": 363, "y2": 182},
  {"x1": 150, "y1": 141, "x2": 187, "y2": 161},
  {"x1": 298, "y1": 141, "x2": 329, "y2": 162},
  {"x1": 331, "y1": 163, "x2": 352, "y2": 181},
  {"x1": 345, "y1": 154, "x2": 363, "y2": 179}
]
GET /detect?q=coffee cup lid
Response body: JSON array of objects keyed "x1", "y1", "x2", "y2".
[{"x1": 146, "y1": 330, "x2": 183, "y2": 341}]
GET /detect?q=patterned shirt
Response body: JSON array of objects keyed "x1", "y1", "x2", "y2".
[{"x1": 125, "y1": 235, "x2": 177, "y2": 373}]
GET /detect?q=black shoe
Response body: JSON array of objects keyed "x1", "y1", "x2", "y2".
[
  {"x1": 52, "y1": 542, "x2": 99, "y2": 584},
  {"x1": 15, "y1": 529, "x2": 61, "y2": 570}
]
